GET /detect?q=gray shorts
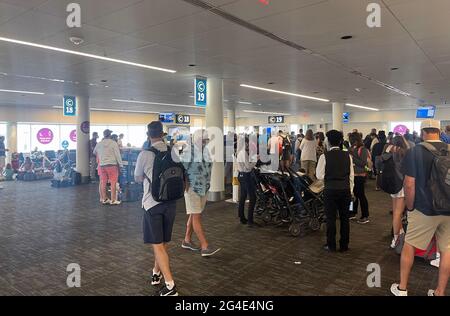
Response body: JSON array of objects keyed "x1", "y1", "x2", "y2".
[{"x1": 143, "y1": 201, "x2": 176, "y2": 244}]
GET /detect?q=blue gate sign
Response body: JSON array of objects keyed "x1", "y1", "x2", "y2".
[
  {"x1": 62, "y1": 140, "x2": 69, "y2": 149},
  {"x1": 195, "y1": 77, "x2": 207, "y2": 107},
  {"x1": 63, "y1": 96, "x2": 76, "y2": 116},
  {"x1": 343, "y1": 112, "x2": 350, "y2": 123}
]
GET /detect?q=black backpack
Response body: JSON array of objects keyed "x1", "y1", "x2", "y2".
[
  {"x1": 145, "y1": 146, "x2": 185, "y2": 202},
  {"x1": 376, "y1": 146, "x2": 403, "y2": 194},
  {"x1": 419, "y1": 143, "x2": 450, "y2": 214}
]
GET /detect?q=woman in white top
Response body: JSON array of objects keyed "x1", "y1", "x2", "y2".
[{"x1": 299, "y1": 129, "x2": 317, "y2": 180}]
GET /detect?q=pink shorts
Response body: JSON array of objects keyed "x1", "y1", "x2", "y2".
[{"x1": 99, "y1": 165, "x2": 119, "y2": 183}]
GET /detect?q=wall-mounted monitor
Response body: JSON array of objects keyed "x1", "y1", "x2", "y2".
[
  {"x1": 343, "y1": 112, "x2": 350, "y2": 123},
  {"x1": 159, "y1": 113, "x2": 175, "y2": 123},
  {"x1": 416, "y1": 106, "x2": 436, "y2": 119}
]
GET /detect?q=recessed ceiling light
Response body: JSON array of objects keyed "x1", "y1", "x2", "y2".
[
  {"x1": 354, "y1": 88, "x2": 361, "y2": 92},
  {"x1": 69, "y1": 36, "x2": 84, "y2": 46},
  {"x1": 238, "y1": 101, "x2": 252, "y2": 105},
  {"x1": 345, "y1": 103, "x2": 379, "y2": 111},
  {"x1": 240, "y1": 84, "x2": 330, "y2": 102},
  {"x1": 0, "y1": 36, "x2": 177, "y2": 73},
  {"x1": 0, "y1": 88, "x2": 45, "y2": 95},
  {"x1": 390, "y1": 67, "x2": 399, "y2": 71},
  {"x1": 341, "y1": 35, "x2": 353, "y2": 40},
  {"x1": 112, "y1": 98, "x2": 202, "y2": 109}
]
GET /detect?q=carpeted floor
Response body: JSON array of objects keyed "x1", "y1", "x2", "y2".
[{"x1": 0, "y1": 179, "x2": 446, "y2": 296}]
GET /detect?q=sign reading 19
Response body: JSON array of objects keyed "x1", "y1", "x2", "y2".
[
  {"x1": 197, "y1": 81, "x2": 205, "y2": 102},
  {"x1": 195, "y1": 77, "x2": 207, "y2": 107}
]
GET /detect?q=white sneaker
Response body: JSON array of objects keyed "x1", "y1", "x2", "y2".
[
  {"x1": 428, "y1": 290, "x2": 435, "y2": 296},
  {"x1": 390, "y1": 283, "x2": 408, "y2": 296},
  {"x1": 110, "y1": 200, "x2": 121, "y2": 205},
  {"x1": 102, "y1": 199, "x2": 111, "y2": 205},
  {"x1": 390, "y1": 236, "x2": 398, "y2": 249}
]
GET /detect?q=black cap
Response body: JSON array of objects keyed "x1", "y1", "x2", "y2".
[
  {"x1": 103, "y1": 129, "x2": 113, "y2": 138},
  {"x1": 147, "y1": 121, "x2": 163, "y2": 138}
]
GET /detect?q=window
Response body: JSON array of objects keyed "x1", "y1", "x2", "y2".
[
  {"x1": 14, "y1": 123, "x2": 165, "y2": 153},
  {"x1": 31, "y1": 124, "x2": 60, "y2": 151},
  {"x1": 389, "y1": 121, "x2": 422, "y2": 134},
  {"x1": 128, "y1": 125, "x2": 147, "y2": 148},
  {"x1": 18, "y1": 124, "x2": 31, "y2": 153},
  {"x1": 60, "y1": 125, "x2": 77, "y2": 150},
  {"x1": 0, "y1": 123, "x2": 6, "y2": 147}
]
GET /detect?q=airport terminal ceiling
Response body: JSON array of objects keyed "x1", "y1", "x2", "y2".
[
  {"x1": 2, "y1": 0, "x2": 450, "y2": 304},
  {"x1": 0, "y1": 0, "x2": 450, "y2": 118}
]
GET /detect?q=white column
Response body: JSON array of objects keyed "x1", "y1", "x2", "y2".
[
  {"x1": 227, "y1": 108, "x2": 236, "y2": 131},
  {"x1": 6, "y1": 122, "x2": 17, "y2": 163},
  {"x1": 76, "y1": 96, "x2": 90, "y2": 184},
  {"x1": 206, "y1": 78, "x2": 225, "y2": 202},
  {"x1": 332, "y1": 102, "x2": 344, "y2": 131}
]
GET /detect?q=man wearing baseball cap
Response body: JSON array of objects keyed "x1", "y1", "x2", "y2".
[
  {"x1": 391, "y1": 119, "x2": 450, "y2": 296},
  {"x1": 93, "y1": 129, "x2": 123, "y2": 205},
  {"x1": 135, "y1": 121, "x2": 179, "y2": 296}
]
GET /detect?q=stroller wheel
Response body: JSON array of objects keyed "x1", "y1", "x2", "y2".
[
  {"x1": 309, "y1": 217, "x2": 320, "y2": 231},
  {"x1": 262, "y1": 210, "x2": 272, "y2": 224},
  {"x1": 289, "y1": 223, "x2": 302, "y2": 237}
]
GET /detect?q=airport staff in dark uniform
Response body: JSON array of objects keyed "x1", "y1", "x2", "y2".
[{"x1": 316, "y1": 130, "x2": 354, "y2": 252}]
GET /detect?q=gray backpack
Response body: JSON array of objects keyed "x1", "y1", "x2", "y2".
[{"x1": 420, "y1": 143, "x2": 450, "y2": 214}]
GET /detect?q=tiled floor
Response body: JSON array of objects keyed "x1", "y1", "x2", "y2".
[{"x1": 0, "y1": 179, "x2": 446, "y2": 296}]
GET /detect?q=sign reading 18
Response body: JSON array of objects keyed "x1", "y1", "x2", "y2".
[{"x1": 65, "y1": 104, "x2": 74, "y2": 114}]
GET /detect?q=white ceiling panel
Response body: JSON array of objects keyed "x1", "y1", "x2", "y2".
[
  {"x1": 386, "y1": 0, "x2": 450, "y2": 41},
  {"x1": 218, "y1": 0, "x2": 327, "y2": 21},
  {"x1": 0, "y1": 10, "x2": 67, "y2": 41},
  {"x1": 0, "y1": 0, "x2": 48, "y2": 10},
  {"x1": 130, "y1": 11, "x2": 233, "y2": 45},
  {"x1": 0, "y1": 2, "x2": 28, "y2": 25},
  {"x1": 35, "y1": 0, "x2": 143, "y2": 23},
  {"x1": 88, "y1": 0, "x2": 202, "y2": 34}
]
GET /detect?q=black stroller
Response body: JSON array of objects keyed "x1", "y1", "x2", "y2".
[{"x1": 253, "y1": 165, "x2": 326, "y2": 237}]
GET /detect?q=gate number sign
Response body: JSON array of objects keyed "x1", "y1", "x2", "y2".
[
  {"x1": 195, "y1": 77, "x2": 207, "y2": 107},
  {"x1": 63, "y1": 96, "x2": 76, "y2": 116},
  {"x1": 268, "y1": 116, "x2": 284, "y2": 124}
]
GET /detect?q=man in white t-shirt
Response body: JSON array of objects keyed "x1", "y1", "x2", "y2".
[{"x1": 135, "y1": 121, "x2": 179, "y2": 297}]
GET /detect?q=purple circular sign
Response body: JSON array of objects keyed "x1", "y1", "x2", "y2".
[
  {"x1": 80, "y1": 121, "x2": 90, "y2": 134},
  {"x1": 37, "y1": 128, "x2": 54, "y2": 145},
  {"x1": 70, "y1": 129, "x2": 77, "y2": 142},
  {"x1": 393, "y1": 124, "x2": 408, "y2": 135}
]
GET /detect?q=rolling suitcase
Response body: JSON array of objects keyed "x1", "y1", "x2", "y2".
[{"x1": 120, "y1": 183, "x2": 143, "y2": 202}]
